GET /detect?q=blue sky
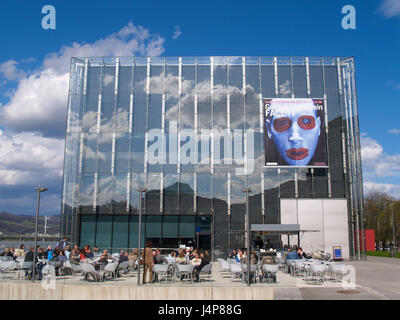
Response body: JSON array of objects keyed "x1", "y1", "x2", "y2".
[{"x1": 0, "y1": 0, "x2": 399, "y2": 215}]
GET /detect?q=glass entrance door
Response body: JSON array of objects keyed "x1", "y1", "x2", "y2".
[{"x1": 196, "y1": 232, "x2": 211, "y2": 250}]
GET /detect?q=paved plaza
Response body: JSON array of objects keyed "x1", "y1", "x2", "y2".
[{"x1": 0, "y1": 256, "x2": 399, "y2": 299}]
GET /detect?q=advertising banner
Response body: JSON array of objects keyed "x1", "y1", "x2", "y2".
[{"x1": 264, "y1": 98, "x2": 328, "y2": 167}]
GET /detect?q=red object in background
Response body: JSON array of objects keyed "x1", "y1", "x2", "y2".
[{"x1": 354, "y1": 229, "x2": 375, "y2": 251}]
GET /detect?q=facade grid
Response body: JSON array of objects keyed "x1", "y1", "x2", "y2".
[{"x1": 61, "y1": 56, "x2": 364, "y2": 259}]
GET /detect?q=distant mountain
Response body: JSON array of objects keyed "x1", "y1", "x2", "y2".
[{"x1": 0, "y1": 212, "x2": 60, "y2": 235}]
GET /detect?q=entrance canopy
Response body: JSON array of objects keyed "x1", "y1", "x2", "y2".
[
  {"x1": 251, "y1": 224, "x2": 300, "y2": 234},
  {"x1": 250, "y1": 224, "x2": 320, "y2": 247},
  {"x1": 251, "y1": 224, "x2": 320, "y2": 234}
]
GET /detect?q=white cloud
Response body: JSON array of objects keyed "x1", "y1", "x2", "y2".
[
  {"x1": 363, "y1": 182, "x2": 400, "y2": 199},
  {"x1": 0, "y1": 70, "x2": 69, "y2": 135},
  {"x1": 0, "y1": 60, "x2": 27, "y2": 81},
  {"x1": 379, "y1": 0, "x2": 400, "y2": 18},
  {"x1": 172, "y1": 26, "x2": 182, "y2": 39},
  {"x1": 0, "y1": 22, "x2": 165, "y2": 136},
  {"x1": 0, "y1": 129, "x2": 64, "y2": 186},
  {"x1": 361, "y1": 135, "x2": 400, "y2": 177},
  {"x1": 388, "y1": 128, "x2": 400, "y2": 134}
]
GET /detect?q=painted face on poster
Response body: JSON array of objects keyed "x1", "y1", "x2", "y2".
[{"x1": 265, "y1": 98, "x2": 325, "y2": 166}]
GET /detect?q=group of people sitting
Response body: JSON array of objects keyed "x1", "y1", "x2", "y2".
[
  {"x1": 143, "y1": 244, "x2": 210, "y2": 283},
  {"x1": 1, "y1": 239, "x2": 212, "y2": 283},
  {"x1": 228, "y1": 248, "x2": 260, "y2": 265}
]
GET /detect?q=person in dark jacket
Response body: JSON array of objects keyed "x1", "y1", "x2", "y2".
[{"x1": 193, "y1": 251, "x2": 210, "y2": 282}]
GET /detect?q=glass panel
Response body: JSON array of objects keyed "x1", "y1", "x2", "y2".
[
  {"x1": 163, "y1": 216, "x2": 179, "y2": 238},
  {"x1": 96, "y1": 215, "x2": 112, "y2": 251},
  {"x1": 163, "y1": 174, "x2": 178, "y2": 215},
  {"x1": 97, "y1": 134, "x2": 112, "y2": 173},
  {"x1": 214, "y1": 63, "x2": 227, "y2": 93},
  {"x1": 131, "y1": 135, "x2": 145, "y2": 173},
  {"x1": 180, "y1": 216, "x2": 195, "y2": 238},
  {"x1": 280, "y1": 169, "x2": 295, "y2": 198},
  {"x1": 179, "y1": 174, "x2": 194, "y2": 215},
  {"x1": 146, "y1": 216, "x2": 162, "y2": 238},
  {"x1": 314, "y1": 168, "x2": 328, "y2": 198},
  {"x1": 213, "y1": 174, "x2": 228, "y2": 253},
  {"x1": 228, "y1": 65, "x2": 242, "y2": 92},
  {"x1": 100, "y1": 94, "x2": 115, "y2": 132},
  {"x1": 197, "y1": 174, "x2": 212, "y2": 214},
  {"x1": 115, "y1": 94, "x2": 130, "y2": 133},
  {"x1": 115, "y1": 134, "x2": 130, "y2": 174},
  {"x1": 112, "y1": 215, "x2": 129, "y2": 252},
  {"x1": 87, "y1": 65, "x2": 101, "y2": 96},
  {"x1": 260, "y1": 65, "x2": 275, "y2": 98},
  {"x1": 264, "y1": 169, "x2": 280, "y2": 223},
  {"x1": 119, "y1": 65, "x2": 133, "y2": 95},
  {"x1": 230, "y1": 175, "x2": 245, "y2": 232},
  {"x1": 230, "y1": 94, "x2": 244, "y2": 130},
  {"x1": 114, "y1": 174, "x2": 127, "y2": 214},
  {"x1": 128, "y1": 215, "x2": 145, "y2": 250},
  {"x1": 146, "y1": 173, "x2": 161, "y2": 215},
  {"x1": 297, "y1": 168, "x2": 313, "y2": 198},
  {"x1": 79, "y1": 215, "x2": 96, "y2": 248},
  {"x1": 197, "y1": 65, "x2": 210, "y2": 93},
  {"x1": 246, "y1": 65, "x2": 260, "y2": 95},
  {"x1": 130, "y1": 173, "x2": 146, "y2": 214},
  {"x1": 292, "y1": 65, "x2": 307, "y2": 98},
  {"x1": 82, "y1": 134, "x2": 97, "y2": 174},
  {"x1": 248, "y1": 174, "x2": 262, "y2": 224},
  {"x1": 277, "y1": 66, "x2": 292, "y2": 98},
  {"x1": 309, "y1": 66, "x2": 324, "y2": 98},
  {"x1": 78, "y1": 174, "x2": 94, "y2": 214}
]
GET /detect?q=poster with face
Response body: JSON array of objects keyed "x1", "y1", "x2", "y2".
[{"x1": 264, "y1": 98, "x2": 328, "y2": 167}]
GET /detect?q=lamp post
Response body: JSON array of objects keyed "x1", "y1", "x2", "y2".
[
  {"x1": 384, "y1": 199, "x2": 396, "y2": 258},
  {"x1": 33, "y1": 186, "x2": 48, "y2": 282},
  {"x1": 136, "y1": 187, "x2": 147, "y2": 286},
  {"x1": 243, "y1": 187, "x2": 252, "y2": 286}
]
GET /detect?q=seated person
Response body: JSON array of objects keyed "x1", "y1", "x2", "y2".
[
  {"x1": 175, "y1": 251, "x2": 187, "y2": 264},
  {"x1": 84, "y1": 246, "x2": 94, "y2": 259},
  {"x1": 285, "y1": 248, "x2": 299, "y2": 260},
  {"x1": 235, "y1": 249, "x2": 244, "y2": 263},
  {"x1": 69, "y1": 249, "x2": 80, "y2": 265},
  {"x1": 190, "y1": 253, "x2": 201, "y2": 267},
  {"x1": 296, "y1": 247, "x2": 306, "y2": 259},
  {"x1": 193, "y1": 251, "x2": 210, "y2": 282}
]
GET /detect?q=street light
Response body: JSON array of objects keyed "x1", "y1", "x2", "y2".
[
  {"x1": 33, "y1": 186, "x2": 48, "y2": 282},
  {"x1": 242, "y1": 187, "x2": 252, "y2": 286},
  {"x1": 136, "y1": 187, "x2": 147, "y2": 286},
  {"x1": 384, "y1": 199, "x2": 396, "y2": 258}
]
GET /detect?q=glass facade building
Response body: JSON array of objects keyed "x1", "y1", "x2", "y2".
[{"x1": 61, "y1": 56, "x2": 364, "y2": 259}]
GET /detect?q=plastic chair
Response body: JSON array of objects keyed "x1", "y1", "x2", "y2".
[
  {"x1": 329, "y1": 263, "x2": 346, "y2": 282},
  {"x1": 0, "y1": 261, "x2": 20, "y2": 280},
  {"x1": 199, "y1": 264, "x2": 212, "y2": 282},
  {"x1": 229, "y1": 263, "x2": 244, "y2": 282},
  {"x1": 309, "y1": 263, "x2": 326, "y2": 283},
  {"x1": 80, "y1": 262, "x2": 102, "y2": 282},
  {"x1": 293, "y1": 260, "x2": 305, "y2": 278},
  {"x1": 152, "y1": 264, "x2": 169, "y2": 283},
  {"x1": 117, "y1": 261, "x2": 130, "y2": 276},
  {"x1": 177, "y1": 263, "x2": 193, "y2": 283},
  {"x1": 103, "y1": 262, "x2": 118, "y2": 280},
  {"x1": 261, "y1": 264, "x2": 279, "y2": 283},
  {"x1": 21, "y1": 261, "x2": 33, "y2": 279},
  {"x1": 218, "y1": 259, "x2": 231, "y2": 273},
  {"x1": 241, "y1": 264, "x2": 258, "y2": 283},
  {"x1": 0, "y1": 256, "x2": 12, "y2": 262}
]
